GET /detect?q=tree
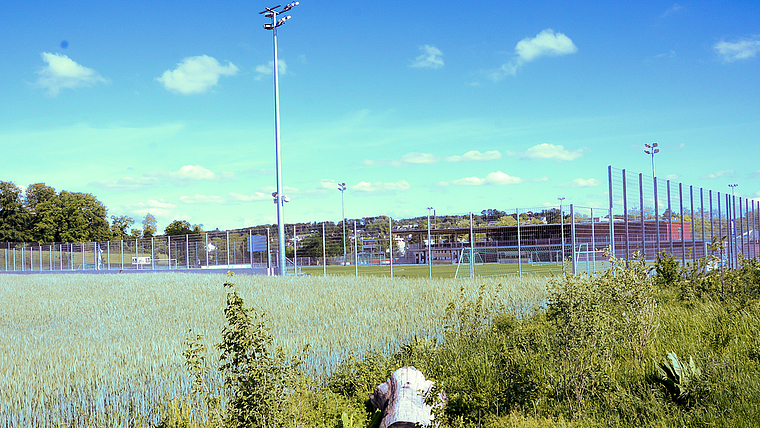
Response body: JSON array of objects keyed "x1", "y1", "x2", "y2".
[
  {"x1": 143, "y1": 213, "x2": 157, "y2": 238},
  {"x1": 496, "y1": 215, "x2": 518, "y2": 226},
  {"x1": 22, "y1": 183, "x2": 61, "y2": 242},
  {"x1": 55, "y1": 191, "x2": 111, "y2": 242},
  {"x1": 111, "y1": 215, "x2": 135, "y2": 240},
  {"x1": 165, "y1": 219, "x2": 194, "y2": 236},
  {"x1": 0, "y1": 181, "x2": 30, "y2": 242}
]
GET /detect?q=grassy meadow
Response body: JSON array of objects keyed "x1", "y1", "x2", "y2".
[{"x1": 0, "y1": 272, "x2": 547, "y2": 426}]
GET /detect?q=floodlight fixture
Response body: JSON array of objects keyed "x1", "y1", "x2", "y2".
[{"x1": 644, "y1": 142, "x2": 660, "y2": 178}]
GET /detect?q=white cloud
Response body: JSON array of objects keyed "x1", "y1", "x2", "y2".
[
  {"x1": 410, "y1": 45, "x2": 444, "y2": 69},
  {"x1": 490, "y1": 29, "x2": 577, "y2": 80},
  {"x1": 229, "y1": 192, "x2": 272, "y2": 202},
  {"x1": 450, "y1": 171, "x2": 522, "y2": 186},
  {"x1": 352, "y1": 180, "x2": 411, "y2": 192},
  {"x1": 700, "y1": 169, "x2": 735, "y2": 179},
  {"x1": 128, "y1": 199, "x2": 177, "y2": 218},
  {"x1": 399, "y1": 152, "x2": 440, "y2": 164},
  {"x1": 559, "y1": 178, "x2": 601, "y2": 188},
  {"x1": 156, "y1": 55, "x2": 239, "y2": 94},
  {"x1": 174, "y1": 165, "x2": 216, "y2": 180},
  {"x1": 520, "y1": 143, "x2": 584, "y2": 161},
  {"x1": 714, "y1": 36, "x2": 760, "y2": 63},
  {"x1": 445, "y1": 150, "x2": 502, "y2": 162},
  {"x1": 34, "y1": 52, "x2": 108, "y2": 96},
  {"x1": 179, "y1": 194, "x2": 226, "y2": 204},
  {"x1": 254, "y1": 60, "x2": 287, "y2": 80},
  {"x1": 321, "y1": 179, "x2": 347, "y2": 190},
  {"x1": 92, "y1": 176, "x2": 159, "y2": 191}
]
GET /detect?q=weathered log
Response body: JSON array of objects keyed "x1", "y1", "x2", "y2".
[{"x1": 369, "y1": 366, "x2": 446, "y2": 428}]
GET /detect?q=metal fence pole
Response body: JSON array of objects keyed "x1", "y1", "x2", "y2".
[
  {"x1": 570, "y1": 204, "x2": 577, "y2": 275},
  {"x1": 690, "y1": 186, "x2": 696, "y2": 264},
  {"x1": 389, "y1": 216, "x2": 394, "y2": 277},
  {"x1": 226, "y1": 231, "x2": 230, "y2": 268},
  {"x1": 668, "y1": 181, "x2": 673, "y2": 256},
  {"x1": 639, "y1": 173, "x2": 645, "y2": 260},
  {"x1": 700, "y1": 188, "x2": 706, "y2": 259},
  {"x1": 517, "y1": 207, "x2": 522, "y2": 278},
  {"x1": 608, "y1": 166, "x2": 615, "y2": 259},
  {"x1": 469, "y1": 212, "x2": 474, "y2": 279},
  {"x1": 322, "y1": 222, "x2": 327, "y2": 277},
  {"x1": 654, "y1": 177, "x2": 660, "y2": 257},
  {"x1": 591, "y1": 207, "x2": 596, "y2": 273},
  {"x1": 679, "y1": 184, "x2": 685, "y2": 267},
  {"x1": 354, "y1": 220, "x2": 358, "y2": 277},
  {"x1": 623, "y1": 169, "x2": 629, "y2": 261}
]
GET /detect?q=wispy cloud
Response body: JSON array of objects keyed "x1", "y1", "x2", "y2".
[
  {"x1": 127, "y1": 199, "x2": 177, "y2": 218},
  {"x1": 518, "y1": 143, "x2": 584, "y2": 161},
  {"x1": 365, "y1": 149, "x2": 502, "y2": 167},
  {"x1": 445, "y1": 150, "x2": 502, "y2": 162},
  {"x1": 660, "y1": 3, "x2": 684, "y2": 19},
  {"x1": 229, "y1": 192, "x2": 272, "y2": 202},
  {"x1": 490, "y1": 29, "x2": 577, "y2": 80},
  {"x1": 254, "y1": 60, "x2": 287, "y2": 80},
  {"x1": 96, "y1": 165, "x2": 232, "y2": 190},
  {"x1": 700, "y1": 169, "x2": 735, "y2": 179},
  {"x1": 352, "y1": 180, "x2": 411, "y2": 192},
  {"x1": 410, "y1": 45, "x2": 444, "y2": 69},
  {"x1": 398, "y1": 152, "x2": 440, "y2": 164},
  {"x1": 448, "y1": 171, "x2": 522, "y2": 186},
  {"x1": 714, "y1": 36, "x2": 760, "y2": 63},
  {"x1": 179, "y1": 194, "x2": 226, "y2": 204},
  {"x1": 34, "y1": 52, "x2": 108, "y2": 96},
  {"x1": 156, "y1": 55, "x2": 238, "y2": 94},
  {"x1": 91, "y1": 176, "x2": 159, "y2": 191},
  {"x1": 559, "y1": 178, "x2": 601, "y2": 188}
]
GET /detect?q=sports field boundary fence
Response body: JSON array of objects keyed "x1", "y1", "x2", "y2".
[{"x1": 1, "y1": 166, "x2": 757, "y2": 277}]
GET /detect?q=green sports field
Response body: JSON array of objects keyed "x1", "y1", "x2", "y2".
[{"x1": 296, "y1": 262, "x2": 571, "y2": 278}]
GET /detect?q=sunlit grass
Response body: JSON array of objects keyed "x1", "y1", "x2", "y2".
[{"x1": 0, "y1": 272, "x2": 548, "y2": 426}]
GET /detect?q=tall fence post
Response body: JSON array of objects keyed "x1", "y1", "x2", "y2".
[
  {"x1": 654, "y1": 177, "x2": 660, "y2": 256},
  {"x1": 469, "y1": 212, "x2": 474, "y2": 279},
  {"x1": 639, "y1": 173, "x2": 645, "y2": 260},
  {"x1": 389, "y1": 216, "x2": 394, "y2": 278},
  {"x1": 354, "y1": 220, "x2": 359, "y2": 277},
  {"x1": 570, "y1": 204, "x2": 576, "y2": 275},
  {"x1": 322, "y1": 222, "x2": 327, "y2": 277},
  {"x1": 517, "y1": 207, "x2": 522, "y2": 278},
  {"x1": 608, "y1": 166, "x2": 615, "y2": 260}
]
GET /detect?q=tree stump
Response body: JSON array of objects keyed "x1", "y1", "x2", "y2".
[{"x1": 369, "y1": 366, "x2": 446, "y2": 428}]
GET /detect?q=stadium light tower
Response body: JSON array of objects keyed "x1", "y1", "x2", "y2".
[
  {"x1": 338, "y1": 182, "x2": 347, "y2": 266},
  {"x1": 644, "y1": 142, "x2": 659, "y2": 178},
  {"x1": 261, "y1": 2, "x2": 298, "y2": 275}
]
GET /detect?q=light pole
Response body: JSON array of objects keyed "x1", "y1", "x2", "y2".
[
  {"x1": 644, "y1": 142, "x2": 659, "y2": 178},
  {"x1": 338, "y1": 182, "x2": 347, "y2": 266},
  {"x1": 427, "y1": 207, "x2": 434, "y2": 279},
  {"x1": 558, "y1": 197, "x2": 565, "y2": 273},
  {"x1": 261, "y1": 2, "x2": 298, "y2": 276}
]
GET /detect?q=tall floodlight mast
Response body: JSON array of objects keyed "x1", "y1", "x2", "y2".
[
  {"x1": 644, "y1": 142, "x2": 659, "y2": 178},
  {"x1": 261, "y1": 2, "x2": 299, "y2": 275}
]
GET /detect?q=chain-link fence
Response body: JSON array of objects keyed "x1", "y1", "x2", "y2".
[{"x1": 2, "y1": 166, "x2": 757, "y2": 277}]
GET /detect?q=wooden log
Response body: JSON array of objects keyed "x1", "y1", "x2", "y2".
[{"x1": 369, "y1": 366, "x2": 446, "y2": 428}]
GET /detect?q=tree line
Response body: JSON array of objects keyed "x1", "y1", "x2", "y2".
[{"x1": 0, "y1": 181, "x2": 200, "y2": 243}]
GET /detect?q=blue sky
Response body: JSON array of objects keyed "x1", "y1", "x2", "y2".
[{"x1": 2, "y1": 1, "x2": 759, "y2": 232}]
